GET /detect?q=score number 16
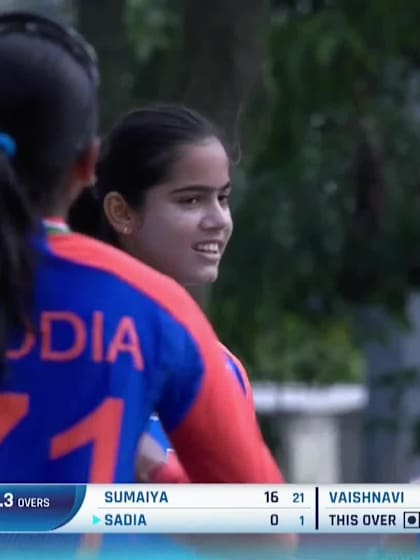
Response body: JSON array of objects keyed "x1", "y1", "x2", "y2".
[{"x1": 264, "y1": 491, "x2": 304, "y2": 504}]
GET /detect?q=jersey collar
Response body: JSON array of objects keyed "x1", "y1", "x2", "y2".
[{"x1": 43, "y1": 217, "x2": 71, "y2": 235}]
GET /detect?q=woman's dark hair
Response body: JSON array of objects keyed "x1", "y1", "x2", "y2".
[
  {"x1": 0, "y1": 12, "x2": 98, "y2": 377},
  {"x1": 69, "y1": 104, "x2": 223, "y2": 244}
]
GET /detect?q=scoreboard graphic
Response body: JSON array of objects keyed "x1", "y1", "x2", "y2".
[{"x1": 0, "y1": 485, "x2": 418, "y2": 534}]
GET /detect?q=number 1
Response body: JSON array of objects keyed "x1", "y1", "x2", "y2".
[{"x1": 51, "y1": 398, "x2": 124, "y2": 482}]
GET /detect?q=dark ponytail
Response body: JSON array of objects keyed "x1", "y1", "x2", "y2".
[
  {"x1": 0, "y1": 12, "x2": 99, "y2": 381},
  {"x1": 0, "y1": 149, "x2": 36, "y2": 377},
  {"x1": 68, "y1": 188, "x2": 105, "y2": 240}
]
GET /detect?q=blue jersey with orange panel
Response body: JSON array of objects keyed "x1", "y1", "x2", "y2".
[
  {"x1": 146, "y1": 346, "x2": 254, "y2": 454},
  {"x1": 0, "y1": 223, "x2": 283, "y2": 484}
]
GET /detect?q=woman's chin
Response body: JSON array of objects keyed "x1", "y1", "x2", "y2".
[{"x1": 183, "y1": 268, "x2": 219, "y2": 287}]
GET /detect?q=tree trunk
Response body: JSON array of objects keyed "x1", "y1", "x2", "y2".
[
  {"x1": 75, "y1": 0, "x2": 131, "y2": 130},
  {"x1": 173, "y1": 0, "x2": 269, "y2": 148}
]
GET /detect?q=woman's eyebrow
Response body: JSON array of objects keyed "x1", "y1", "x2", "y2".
[{"x1": 171, "y1": 182, "x2": 231, "y2": 194}]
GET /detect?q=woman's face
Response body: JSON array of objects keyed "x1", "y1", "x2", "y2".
[{"x1": 108, "y1": 138, "x2": 233, "y2": 286}]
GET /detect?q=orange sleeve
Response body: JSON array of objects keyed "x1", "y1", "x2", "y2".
[{"x1": 168, "y1": 327, "x2": 283, "y2": 483}]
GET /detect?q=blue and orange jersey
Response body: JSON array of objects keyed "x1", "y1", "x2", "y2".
[
  {"x1": 0, "y1": 221, "x2": 283, "y2": 484},
  {"x1": 146, "y1": 345, "x2": 255, "y2": 455},
  {"x1": 144, "y1": 346, "x2": 285, "y2": 484}
]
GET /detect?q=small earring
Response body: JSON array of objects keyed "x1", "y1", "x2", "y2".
[{"x1": 123, "y1": 226, "x2": 129, "y2": 234}]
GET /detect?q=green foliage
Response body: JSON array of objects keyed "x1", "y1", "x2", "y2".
[
  {"x1": 210, "y1": 0, "x2": 420, "y2": 383},
  {"x1": 253, "y1": 313, "x2": 364, "y2": 383}
]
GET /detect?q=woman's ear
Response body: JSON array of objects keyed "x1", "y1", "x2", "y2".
[{"x1": 103, "y1": 191, "x2": 135, "y2": 235}]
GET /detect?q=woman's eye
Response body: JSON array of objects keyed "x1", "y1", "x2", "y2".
[
  {"x1": 179, "y1": 197, "x2": 199, "y2": 206},
  {"x1": 218, "y1": 193, "x2": 230, "y2": 205}
]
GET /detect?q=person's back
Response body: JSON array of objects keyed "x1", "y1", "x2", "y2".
[{"x1": 3, "y1": 224, "x2": 215, "y2": 483}]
